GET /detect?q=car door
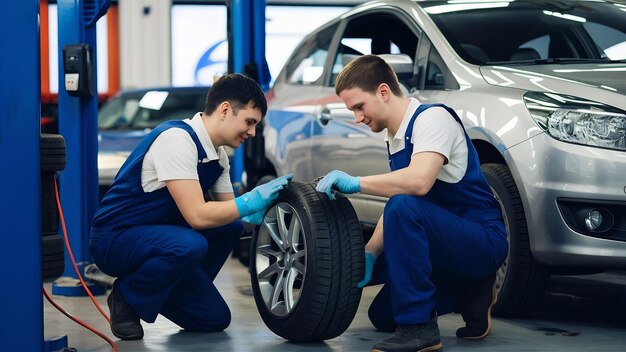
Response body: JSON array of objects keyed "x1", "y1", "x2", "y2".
[
  {"x1": 313, "y1": 10, "x2": 423, "y2": 177},
  {"x1": 311, "y1": 9, "x2": 422, "y2": 225},
  {"x1": 264, "y1": 22, "x2": 340, "y2": 182}
]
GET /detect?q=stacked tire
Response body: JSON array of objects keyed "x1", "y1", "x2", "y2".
[
  {"x1": 41, "y1": 134, "x2": 66, "y2": 281},
  {"x1": 250, "y1": 181, "x2": 365, "y2": 342}
]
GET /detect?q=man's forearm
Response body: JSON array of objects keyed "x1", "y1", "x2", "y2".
[{"x1": 365, "y1": 215, "x2": 384, "y2": 257}]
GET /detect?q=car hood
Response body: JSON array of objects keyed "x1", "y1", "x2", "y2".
[
  {"x1": 480, "y1": 63, "x2": 626, "y2": 106},
  {"x1": 98, "y1": 129, "x2": 150, "y2": 154},
  {"x1": 98, "y1": 130, "x2": 150, "y2": 184}
]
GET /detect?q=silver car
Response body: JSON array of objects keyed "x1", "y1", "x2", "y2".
[{"x1": 247, "y1": 0, "x2": 626, "y2": 316}]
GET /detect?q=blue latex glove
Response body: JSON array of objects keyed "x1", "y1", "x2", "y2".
[
  {"x1": 235, "y1": 174, "x2": 293, "y2": 217},
  {"x1": 315, "y1": 170, "x2": 360, "y2": 200},
  {"x1": 357, "y1": 251, "x2": 376, "y2": 288},
  {"x1": 242, "y1": 210, "x2": 265, "y2": 226}
]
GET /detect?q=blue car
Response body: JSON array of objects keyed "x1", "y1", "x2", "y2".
[{"x1": 97, "y1": 86, "x2": 210, "y2": 197}]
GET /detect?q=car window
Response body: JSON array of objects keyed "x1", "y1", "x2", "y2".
[
  {"x1": 98, "y1": 89, "x2": 206, "y2": 130},
  {"x1": 329, "y1": 11, "x2": 419, "y2": 87},
  {"x1": 519, "y1": 35, "x2": 550, "y2": 60},
  {"x1": 584, "y1": 22, "x2": 626, "y2": 60},
  {"x1": 285, "y1": 23, "x2": 338, "y2": 85},
  {"x1": 424, "y1": 1, "x2": 626, "y2": 64},
  {"x1": 425, "y1": 48, "x2": 445, "y2": 89},
  {"x1": 98, "y1": 94, "x2": 136, "y2": 129}
]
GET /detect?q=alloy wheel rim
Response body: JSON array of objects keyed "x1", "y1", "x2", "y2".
[{"x1": 254, "y1": 202, "x2": 307, "y2": 317}]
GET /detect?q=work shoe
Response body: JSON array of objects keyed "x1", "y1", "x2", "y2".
[
  {"x1": 456, "y1": 274, "x2": 497, "y2": 340},
  {"x1": 372, "y1": 317, "x2": 443, "y2": 352},
  {"x1": 107, "y1": 280, "x2": 144, "y2": 340}
]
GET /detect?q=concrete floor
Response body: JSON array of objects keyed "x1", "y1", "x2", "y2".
[{"x1": 44, "y1": 258, "x2": 626, "y2": 352}]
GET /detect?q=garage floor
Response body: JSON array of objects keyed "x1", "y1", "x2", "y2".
[{"x1": 44, "y1": 258, "x2": 626, "y2": 352}]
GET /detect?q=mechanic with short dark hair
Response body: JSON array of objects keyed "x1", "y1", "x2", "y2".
[
  {"x1": 90, "y1": 73, "x2": 291, "y2": 340},
  {"x1": 316, "y1": 55, "x2": 508, "y2": 352}
]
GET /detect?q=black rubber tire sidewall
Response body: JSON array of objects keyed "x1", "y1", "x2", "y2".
[
  {"x1": 41, "y1": 133, "x2": 66, "y2": 172},
  {"x1": 42, "y1": 234, "x2": 65, "y2": 281},
  {"x1": 481, "y1": 163, "x2": 549, "y2": 317}
]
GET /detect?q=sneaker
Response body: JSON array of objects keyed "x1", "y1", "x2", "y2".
[
  {"x1": 107, "y1": 280, "x2": 144, "y2": 340},
  {"x1": 372, "y1": 317, "x2": 443, "y2": 352},
  {"x1": 455, "y1": 274, "x2": 497, "y2": 340}
]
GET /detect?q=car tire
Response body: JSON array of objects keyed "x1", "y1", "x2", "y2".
[
  {"x1": 481, "y1": 163, "x2": 550, "y2": 317},
  {"x1": 42, "y1": 234, "x2": 65, "y2": 281},
  {"x1": 41, "y1": 133, "x2": 66, "y2": 172},
  {"x1": 250, "y1": 181, "x2": 364, "y2": 341}
]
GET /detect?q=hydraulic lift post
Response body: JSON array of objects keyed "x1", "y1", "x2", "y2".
[
  {"x1": 53, "y1": 0, "x2": 110, "y2": 296},
  {"x1": 229, "y1": 0, "x2": 269, "y2": 192},
  {"x1": 0, "y1": 2, "x2": 44, "y2": 350}
]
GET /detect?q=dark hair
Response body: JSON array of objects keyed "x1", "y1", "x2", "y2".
[
  {"x1": 335, "y1": 55, "x2": 403, "y2": 97},
  {"x1": 203, "y1": 73, "x2": 267, "y2": 117}
]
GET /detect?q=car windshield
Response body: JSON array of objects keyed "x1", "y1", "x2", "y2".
[
  {"x1": 421, "y1": 0, "x2": 626, "y2": 65},
  {"x1": 98, "y1": 89, "x2": 206, "y2": 130}
]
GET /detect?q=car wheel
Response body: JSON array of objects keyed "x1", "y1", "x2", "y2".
[
  {"x1": 250, "y1": 181, "x2": 364, "y2": 341},
  {"x1": 481, "y1": 163, "x2": 550, "y2": 317}
]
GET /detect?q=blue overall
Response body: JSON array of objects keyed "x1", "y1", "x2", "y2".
[
  {"x1": 90, "y1": 120, "x2": 243, "y2": 332},
  {"x1": 368, "y1": 104, "x2": 508, "y2": 331}
]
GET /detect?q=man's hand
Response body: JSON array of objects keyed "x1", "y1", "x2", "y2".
[
  {"x1": 242, "y1": 210, "x2": 265, "y2": 226},
  {"x1": 235, "y1": 174, "x2": 293, "y2": 217},
  {"x1": 357, "y1": 251, "x2": 376, "y2": 288},
  {"x1": 315, "y1": 170, "x2": 360, "y2": 200}
]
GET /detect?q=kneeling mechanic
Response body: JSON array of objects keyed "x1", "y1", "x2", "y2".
[
  {"x1": 90, "y1": 73, "x2": 292, "y2": 340},
  {"x1": 317, "y1": 55, "x2": 508, "y2": 352}
]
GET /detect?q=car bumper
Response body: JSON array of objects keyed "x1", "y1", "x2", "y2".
[{"x1": 507, "y1": 132, "x2": 626, "y2": 268}]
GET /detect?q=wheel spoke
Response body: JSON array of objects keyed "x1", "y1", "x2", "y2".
[
  {"x1": 288, "y1": 216, "x2": 301, "y2": 252},
  {"x1": 293, "y1": 260, "x2": 305, "y2": 275},
  {"x1": 292, "y1": 250, "x2": 305, "y2": 260},
  {"x1": 266, "y1": 220, "x2": 286, "y2": 251},
  {"x1": 257, "y1": 244, "x2": 283, "y2": 259},
  {"x1": 277, "y1": 206, "x2": 292, "y2": 249},
  {"x1": 270, "y1": 273, "x2": 285, "y2": 311},
  {"x1": 258, "y1": 262, "x2": 282, "y2": 281},
  {"x1": 284, "y1": 268, "x2": 297, "y2": 313}
]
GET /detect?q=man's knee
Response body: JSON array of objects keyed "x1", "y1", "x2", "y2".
[
  {"x1": 384, "y1": 195, "x2": 431, "y2": 224},
  {"x1": 384, "y1": 195, "x2": 428, "y2": 233},
  {"x1": 182, "y1": 307, "x2": 232, "y2": 333}
]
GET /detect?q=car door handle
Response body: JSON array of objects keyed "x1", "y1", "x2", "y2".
[
  {"x1": 346, "y1": 133, "x2": 367, "y2": 139},
  {"x1": 318, "y1": 108, "x2": 333, "y2": 125}
]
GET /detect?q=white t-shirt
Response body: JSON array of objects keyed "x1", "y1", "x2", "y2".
[
  {"x1": 386, "y1": 98, "x2": 468, "y2": 183},
  {"x1": 141, "y1": 112, "x2": 233, "y2": 193}
]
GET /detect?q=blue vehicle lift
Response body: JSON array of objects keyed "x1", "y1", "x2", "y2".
[
  {"x1": 0, "y1": 0, "x2": 265, "y2": 350},
  {"x1": 0, "y1": 2, "x2": 44, "y2": 351},
  {"x1": 0, "y1": 0, "x2": 109, "y2": 350},
  {"x1": 51, "y1": 0, "x2": 110, "y2": 298}
]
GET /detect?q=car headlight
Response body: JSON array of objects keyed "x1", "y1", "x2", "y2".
[{"x1": 524, "y1": 92, "x2": 626, "y2": 151}]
